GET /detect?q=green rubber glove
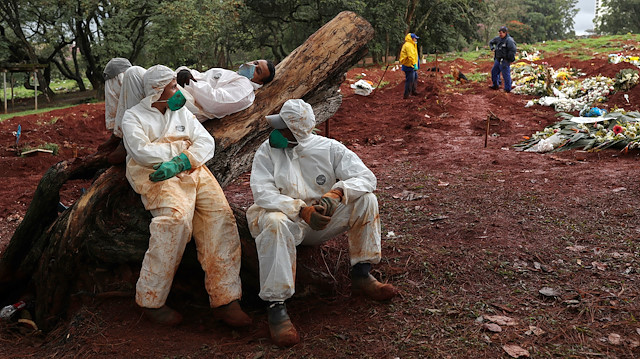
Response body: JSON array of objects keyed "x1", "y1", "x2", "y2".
[
  {"x1": 413, "y1": 64, "x2": 418, "y2": 71},
  {"x1": 149, "y1": 153, "x2": 192, "y2": 182}
]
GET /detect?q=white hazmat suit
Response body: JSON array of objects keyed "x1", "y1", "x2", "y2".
[
  {"x1": 113, "y1": 65, "x2": 146, "y2": 138},
  {"x1": 246, "y1": 99, "x2": 382, "y2": 302},
  {"x1": 121, "y1": 65, "x2": 242, "y2": 309},
  {"x1": 177, "y1": 67, "x2": 261, "y2": 121},
  {"x1": 103, "y1": 58, "x2": 132, "y2": 132}
]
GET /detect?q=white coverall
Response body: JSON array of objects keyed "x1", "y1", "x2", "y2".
[
  {"x1": 246, "y1": 100, "x2": 381, "y2": 302},
  {"x1": 113, "y1": 66, "x2": 146, "y2": 138},
  {"x1": 177, "y1": 67, "x2": 261, "y2": 121},
  {"x1": 104, "y1": 58, "x2": 132, "y2": 132},
  {"x1": 121, "y1": 65, "x2": 242, "y2": 309}
]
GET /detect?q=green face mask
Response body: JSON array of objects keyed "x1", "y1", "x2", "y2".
[
  {"x1": 269, "y1": 129, "x2": 297, "y2": 148},
  {"x1": 164, "y1": 90, "x2": 186, "y2": 111}
]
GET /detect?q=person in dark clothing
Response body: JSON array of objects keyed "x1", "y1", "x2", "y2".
[{"x1": 489, "y1": 26, "x2": 517, "y2": 92}]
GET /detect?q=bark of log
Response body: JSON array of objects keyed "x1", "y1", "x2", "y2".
[{"x1": 0, "y1": 11, "x2": 374, "y2": 331}]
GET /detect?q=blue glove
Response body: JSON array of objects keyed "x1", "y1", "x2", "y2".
[
  {"x1": 413, "y1": 64, "x2": 418, "y2": 71},
  {"x1": 149, "y1": 153, "x2": 192, "y2": 182}
]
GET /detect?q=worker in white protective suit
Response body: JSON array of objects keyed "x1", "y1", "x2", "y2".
[
  {"x1": 246, "y1": 99, "x2": 398, "y2": 347},
  {"x1": 120, "y1": 64, "x2": 251, "y2": 327},
  {"x1": 99, "y1": 58, "x2": 132, "y2": 163},
  {"x1": 175, "y1": 59, "x2": 275, "y2": 122}
]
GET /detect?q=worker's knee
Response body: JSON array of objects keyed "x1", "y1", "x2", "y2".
[
  {"x1": 153, "y1": 207, "x2": 190, "y2": 226},
  {"x1": 354, "y1": 193, "x2": 378, "y2": 211},
  {"x1": 261, "y1": 211, "x2": 290, "y2": 231}
]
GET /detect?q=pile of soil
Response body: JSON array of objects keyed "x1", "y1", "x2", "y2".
[{"x1": 1, "y1": 44, "x2": 640, "y2": 357}]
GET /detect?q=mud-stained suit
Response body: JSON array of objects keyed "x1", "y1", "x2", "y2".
[
  {"x1": 246, "y1": 99, "x2": 382, "y2": 302},
  {"x1": 121, "y1": 65, "x2": 242, "y2": 309}
]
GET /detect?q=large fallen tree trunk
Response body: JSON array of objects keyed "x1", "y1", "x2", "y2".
[{"x1": 0, "y1": 11, "x2": 374, "y2": 331}]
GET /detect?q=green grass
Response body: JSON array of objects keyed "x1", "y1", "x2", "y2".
[
  {"x1": 2, "y1": 78, "x2": 92, "y2": 100},
  {"x1": 0, "y1": 105, "x2": 76, "y2": 122}
]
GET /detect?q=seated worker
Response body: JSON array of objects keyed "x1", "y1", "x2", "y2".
[
  {"x1": 104, "y1": 57, "x2": 132, "y2": 132},
  {"x1": 246, "y1": 99, "x2": 398, "y2": 347},
  {"x1": 99, "y1": 58, "x2": 132, "y2": 161},
  {"x1": 176, "y1": 60, "x2": 275, "y2": 121},
  {"x1": 120, "y1": 65, "x2": 251, "y2": 327}
]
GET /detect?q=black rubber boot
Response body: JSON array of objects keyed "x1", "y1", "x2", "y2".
[{"x1": 267, "y1": 302, "x2": 300, "y2": 347}]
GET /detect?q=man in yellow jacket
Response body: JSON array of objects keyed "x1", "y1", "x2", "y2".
[{"x1": 399, "y1": 33, "x2": 420, "y2": 99}]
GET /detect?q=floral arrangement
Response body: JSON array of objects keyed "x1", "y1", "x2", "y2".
[
  {"x1": 614, "y1": 68, "x2": 640, "y2": 91},
  {"x1": 608, "y1": 53, "x2": 640, "y2": 65},
  {"x1": 515, "y1": 109, "x2": 640, "y2": 152}
]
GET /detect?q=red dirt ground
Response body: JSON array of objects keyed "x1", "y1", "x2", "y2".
[{"x1": 1, "y1": 47, "x2": 640, "y2": 358}]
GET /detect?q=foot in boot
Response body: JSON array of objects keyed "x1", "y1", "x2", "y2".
[
  {"x1": 212, "y1": 300, "x2": 252, "y2": 327},
  {"x1": 489, "y1": 85, "x2": 499, "y2": 90},
  {"x1": 403, "y1": 93, "x2": 410, "y2": 99},
  {"x1": 352, "y1": 274, "x2": 398, "y2": 301},
  {"x1": 411, "y1": 90, "x2": 421, "y2": 96},
  {"x1": 268, "y1": 302, "x2": 300, "y2": 347},
  {"x1": 143, "y1": 305, "x2": 183, "y2": 326}
]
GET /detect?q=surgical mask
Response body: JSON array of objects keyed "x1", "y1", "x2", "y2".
[
  {"x1": 158, "y1": 90, "x2": 187, "y2": 111},
  {"x1": 269, "y1": 129, "x2": 297, "y2": 148},
  {"x1": 238, "y1": 63, "x2": 255, "y2": 80}
]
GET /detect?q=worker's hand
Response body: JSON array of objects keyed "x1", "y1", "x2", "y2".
[
  {"x1": 299, "y1": 205, "x2": 331, "y2": 231},
  {"x1": 177, "y1": 69, "x2": 197, "y2": 87},
  {"x1": 319, "y1": 188, "x2": 343, "y2": 217},
  {"x1": 150, "y1": 153, "x2": 192, "y2": 182},
  {"x1": 413, "y1": 64, "x2": 418, "y2": 71}
]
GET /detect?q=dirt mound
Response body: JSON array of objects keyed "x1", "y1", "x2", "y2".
[{"x1": 2, "y1": 50, "x2": 640, "y2": 357}]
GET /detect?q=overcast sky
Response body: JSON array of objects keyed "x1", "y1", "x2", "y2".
[{"x1": 574, "y1": 0, "x2": 596, "y2": 35}]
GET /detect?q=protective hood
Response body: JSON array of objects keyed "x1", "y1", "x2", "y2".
[
  {"x1": 404, "y1": 33, "x2": 414, "y2": 43},
  {"x1": 114, "y1": 66, "x2": 146, "y2": 136},
  {"x1": 104, "y1": 58, "x2": 132, "y2": 81},
  {"x1": 143, "y1": 65, "x2": 176, "y2": 104},
  {"x1": 267, "y1": 99, "x2": 315, "y2": 143}
]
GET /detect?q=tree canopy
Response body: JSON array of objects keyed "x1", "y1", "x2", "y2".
[
  {"x1": 0, "y1": 0, "x2": 585, "y2": 98},
  {"x1": 596, "y1": 0, "x2": 640, "y2": 35}
]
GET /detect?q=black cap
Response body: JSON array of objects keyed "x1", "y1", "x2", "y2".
[{"x1": 499, "y1": 26, "x2": 508, "y2": 33}]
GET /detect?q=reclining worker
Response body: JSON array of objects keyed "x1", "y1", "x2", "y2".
[
  {"x1": 120, "y1": 64, "x2": 251, "y2": 327},
  {"x1": 100, "y1": 57, "x2": 132, "y2": 162},
  {"x1": 246, "y1": 99, "x2": 398, "y2": 347},
  {"x1": 176, "y1": 60, "x2": 275, "y2": 121}
]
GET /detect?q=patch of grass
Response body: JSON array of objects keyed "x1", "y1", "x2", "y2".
[
  {"x1": 0, "y1": 105, "x2": 75, "y2": 122},
  {"x1": 467, "y1": 72, "x2": 488, "y2": 82},
  {"x1": 377, "y1": 80, "x2": 390, "y2": 89},
  {"x1": 6, "y1": 78, "x2": 92, "y2": 101}
]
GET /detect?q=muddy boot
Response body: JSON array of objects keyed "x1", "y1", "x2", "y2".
[
  {"x1": 411, "y1": 82, "x2": 420, "y2": 96},
  {"x1": 143, "y1": 305, "x2": 183, "y2": 326},
  {"x1": 267, "y1": 302, "x2": 300, "y2": 347},
  {"x1": 351, "y1": 263, "x2": 398, "y2": 301},
  {"x1": 212, "y1": 300, "x2": 252, "y2": 327},
  {"x1": 107, "y1": 140, "x2": 127, "y2": 165}
]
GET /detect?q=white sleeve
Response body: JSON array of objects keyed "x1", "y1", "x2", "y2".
[
  {"x1": 188, "y1": 76, "x2": 255, "y2": 118},
  {"x1": 121, "y1": 110, "x2": 188, "y2": 167},
  {"x1": 182, "y1": 111, "x2": 215, "y2": 167},
  {"x1": 250, "y1": 143, "x2": 306, "y2": 220},
  {"x1": 330, "y1": 142, "x2": 377, "y2": 204}
]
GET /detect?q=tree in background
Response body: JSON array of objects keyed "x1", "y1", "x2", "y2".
[
  {"x1": 409, "y1": 0, "x2": 487, "y2": 55},
  {"x1": 477, "y1": 0, "x2": 527, "y2": 45},
  {"x1": 506, "y1": 20, "x2": 534, "y2": 44},
  {"x1": 596, "y1": 0, "x2": 640, "y2": 34},
  {"x1": 145, "y1": 0, "x2": 239, "y2": 69},
  {"x1": 521, "y1": 0, "x2": 578, "y2": 41}
]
